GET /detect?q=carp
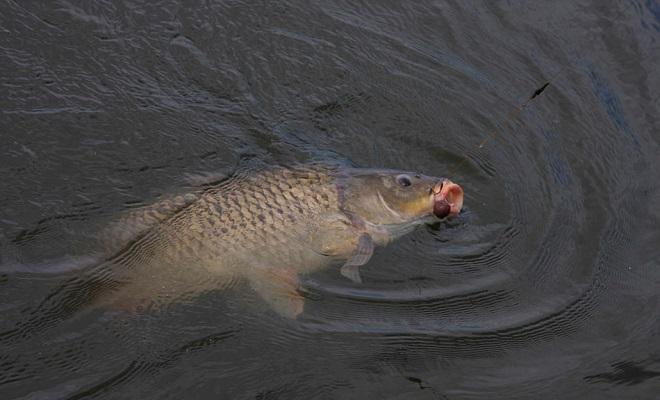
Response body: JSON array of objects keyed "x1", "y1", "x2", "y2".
[{"x1": 102, "y1": 164, "x2": 464, "y2": 318}]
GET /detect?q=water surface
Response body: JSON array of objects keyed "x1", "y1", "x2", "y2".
[{"x1": 1, "y1": 1, "x2": 660, "y2": 399}]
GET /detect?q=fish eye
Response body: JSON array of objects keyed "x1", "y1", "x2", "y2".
[{"x1": 396, "y1": 174, "x2": 412, "y2": 187}]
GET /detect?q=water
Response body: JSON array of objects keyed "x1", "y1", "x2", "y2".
[{"x1": 1, "y1": 1, "x2": 659, "y2": 399}]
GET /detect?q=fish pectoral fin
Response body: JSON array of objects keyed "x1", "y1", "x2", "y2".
[
  {"x1": 340, "y1": 234, "x2": 374, "y2": 284},
  {"x1": 340, "y1": 264, "x2": 362, "y2": 284},
  {"x1": 248, "y1": 268, "x2": 304, "y2": 319}
]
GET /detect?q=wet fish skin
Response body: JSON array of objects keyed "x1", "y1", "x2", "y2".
[{"x1": 103, "y1": 164, "x2": 464, "y2": 318}]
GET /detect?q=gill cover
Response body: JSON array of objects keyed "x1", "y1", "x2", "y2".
[{"x1": 338, "y1": 169, "x2": 438, "y2": 227}]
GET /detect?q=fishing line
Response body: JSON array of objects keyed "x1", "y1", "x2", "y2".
[
  {"x1": 446, "y1": 0, "x2": 637, "y2": 178},
  {"x1": 448, "y1": 64, "x2": 569, "y2": 177}
]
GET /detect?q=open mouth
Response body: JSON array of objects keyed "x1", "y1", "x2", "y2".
[{"x1": 432, "y1": 180, "x2": 464, "y2": 219}]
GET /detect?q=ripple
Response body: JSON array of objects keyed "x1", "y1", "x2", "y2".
[{"x1": 1, "y1": 0, "x2": 658, "y2": 398}]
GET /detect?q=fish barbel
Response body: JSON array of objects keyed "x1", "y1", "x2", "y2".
[{"x1": 103, "y1": 164, "x2": 464, "y2": 318}]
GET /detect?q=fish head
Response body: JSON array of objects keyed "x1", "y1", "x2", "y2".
[{"x1": 340, "y1": 169, "x2": 463, "y2": 234}]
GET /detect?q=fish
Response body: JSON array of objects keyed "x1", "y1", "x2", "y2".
[{"x1": 99, "y1": 163, "x2": 464, "y2": 318}]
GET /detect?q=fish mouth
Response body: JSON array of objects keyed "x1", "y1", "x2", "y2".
[{"x1": 432, "y1": 180, "x2": 464, "y2": 219}]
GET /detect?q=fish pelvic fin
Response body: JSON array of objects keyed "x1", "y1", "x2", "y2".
[
  {"x1": 340, "y1": 234, "x2": 374, "y2": 283},
  {"x1": 248, "y1": 267, "x2": 304, "y2": 319}
]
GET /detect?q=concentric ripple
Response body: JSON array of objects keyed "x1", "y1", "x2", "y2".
[{"x1": 1, "y1": 1, "x2": 659, "y2": 399}]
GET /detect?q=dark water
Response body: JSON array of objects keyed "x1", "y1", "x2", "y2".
[{"x1": 2, "y1": 1, "x2": 660, "y2": 399}]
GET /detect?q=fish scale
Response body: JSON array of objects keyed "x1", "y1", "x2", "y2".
[
  {"x1": 109, "y1": 165, "x2": 341, "y2": 271},
  {"x1": 92, "y1": 163, "x2": 460, "y2": 318}
]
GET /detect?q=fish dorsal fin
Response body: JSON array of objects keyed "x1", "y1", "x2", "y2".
[
  {"x1": 101, "y1": 159, "x2": 268, "y2": 252},
  {"x1": 101, "y1": 163, "x2": 261, "y2": 253},
  {"x1": 340, "y1": 234, "x2": 374, "y2": 284},
  {"x1": 182, "y1": 170, "x2": 232, "y2": 187},
  {"x1": 183, "y1": 162, "x2": 262, "y2": 191},
  {"x1": 101, "y1": 191, "x2": 201, "y2": 253}
]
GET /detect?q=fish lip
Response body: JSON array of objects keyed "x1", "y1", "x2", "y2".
[{"x1": 432, "y1": 180, "x2": 463, "y2": 219}]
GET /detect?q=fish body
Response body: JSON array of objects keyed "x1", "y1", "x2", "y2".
[{"x1": 103, "y1": 164, "x2": 463, "y2": 317}]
